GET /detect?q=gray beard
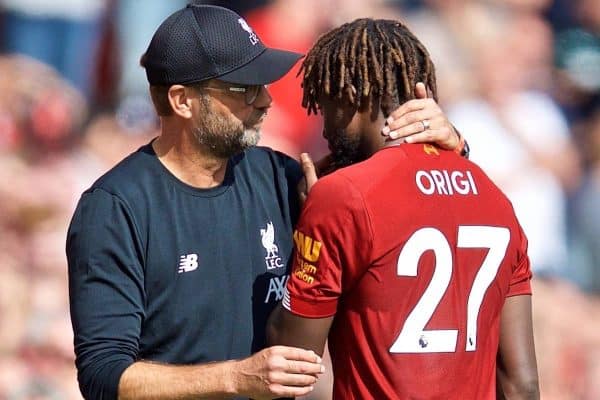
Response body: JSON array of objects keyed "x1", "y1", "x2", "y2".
[
  {"x1": 193, "y1": 126, "x2": 260, "y2": 159},
  {"x1": 193, "y1": 95, "x2": 262, "y2": 158}
]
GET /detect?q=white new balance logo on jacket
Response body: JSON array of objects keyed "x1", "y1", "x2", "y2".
[{"x1": 178, "y1": 254, "x2": 198, "y2": 273}]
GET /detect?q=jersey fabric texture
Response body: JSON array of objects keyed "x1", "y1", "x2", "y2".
[
  {"x1": 67, "y1": 142, "x2": 302, "y2": 400},
  {"x1": 284, "y1": 144, "x2": 532, "y2": 400}
]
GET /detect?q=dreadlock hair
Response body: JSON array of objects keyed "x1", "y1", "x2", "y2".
[{"x1": 301, "y1": 18, "x2": 437, "y2": 118}]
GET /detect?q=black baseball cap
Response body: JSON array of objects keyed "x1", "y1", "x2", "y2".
[{"x1": 142, "y1": 4, "x2": 303, "y2": 86}]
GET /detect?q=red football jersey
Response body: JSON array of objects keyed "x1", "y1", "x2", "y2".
[{"x1": 284, "y1": 144, "x2": 532, "y2": 399}]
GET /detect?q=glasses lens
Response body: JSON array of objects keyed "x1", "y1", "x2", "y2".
[{"x1": 245, "y1": 85, "x2": 261, "y2": 105}]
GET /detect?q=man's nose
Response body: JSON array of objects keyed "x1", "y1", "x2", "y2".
[{"x1": 254, "y1": 85, "x2": 272, "y2": 109}]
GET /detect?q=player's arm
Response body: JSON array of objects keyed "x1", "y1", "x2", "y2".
[
  {"x1": 496, "y1": 295, "x2": 539, "y2": 400},
  {"x1": 267, "y1": 304, "x2": 334, "y2": 357},
  {"x1": 269, "y1": 173, "x2": 371, "y2": 356}
]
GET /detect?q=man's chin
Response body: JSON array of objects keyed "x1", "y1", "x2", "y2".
[{"x1": 242, "y1": 128, "x2": 261, "y2": 147}]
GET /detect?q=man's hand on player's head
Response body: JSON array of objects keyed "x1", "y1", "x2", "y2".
[{"x1": 381, "y1": 82, "x2": 460, "y2": 150}]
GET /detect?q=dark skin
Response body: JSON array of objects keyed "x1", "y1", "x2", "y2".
[
  {"x1": 497, "y1": 296, "x2": 540, "y2": 399},
  {"x1": 267, "y1": 90, "x2": 540, "y2": 400}
]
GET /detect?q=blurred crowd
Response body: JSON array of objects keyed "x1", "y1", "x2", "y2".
[{"x1": 0, "y1": 0, "x2": 598, "y2": 399}]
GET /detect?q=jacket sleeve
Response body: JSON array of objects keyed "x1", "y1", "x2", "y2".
[{"x1": 66, "y1": 188, "x2": 146, "y2": 400}]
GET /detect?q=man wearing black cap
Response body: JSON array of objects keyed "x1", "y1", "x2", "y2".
[{"x1": 67, "y1": 4, "x2": 465, "y2": 400}]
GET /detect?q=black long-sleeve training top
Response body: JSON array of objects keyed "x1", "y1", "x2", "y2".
[{"x1": 67, "y1": 142, "x2": 302, "y2": 399}]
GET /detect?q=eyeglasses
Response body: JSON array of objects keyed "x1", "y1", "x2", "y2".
[{"x1": 201, "y1": 83, "x2": 264, "y2": 105}]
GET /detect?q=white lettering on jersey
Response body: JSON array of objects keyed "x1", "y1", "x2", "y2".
[
  {"x1": 416, "y1": 169, "x2": 478, "y2": 196},
  {"x1": 265, "y1": 275, "x2": 288, "y2": 303}
]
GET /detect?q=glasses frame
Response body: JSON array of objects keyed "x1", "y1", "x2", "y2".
[{"x1": 200, "y1": 83, "x2": 263, "y2": 105}]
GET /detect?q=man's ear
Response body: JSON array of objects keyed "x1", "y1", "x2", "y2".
[{"x1": 168, "y1": 85, "x2": 194, "y2": 119}]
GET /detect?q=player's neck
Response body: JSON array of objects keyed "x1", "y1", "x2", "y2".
[
  {"x1": 381, "y1": 137, "x2": 406, "y2": 149},
  {"x1": 355, "y1": 106, "x2": 391, "y2": 158},
  {"x1": 153, "y1": 126, "x2": 228, "y2": 189}
]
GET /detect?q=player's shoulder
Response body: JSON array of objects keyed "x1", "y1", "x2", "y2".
[
  {"x1": 453, "y1": 154, "x2": 519, "y2": 217},
  {"x1": 459, "y1": 156, "x2": 510, "y2": 197},
  {"x1": 307, "y1": 167, "x2": 366, "y2": 213},
  {"x1": 324, "y1": 147, "x2": 409, "y2": 188},
  {"x1": 382, "y1": 143, "x2": 514, "y2": 208},
  {"x1": 307, "y1": 146, "x2": 416, "y2": 208}
]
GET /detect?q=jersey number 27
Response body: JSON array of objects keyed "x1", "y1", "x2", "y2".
[{"x1": 389, "y1": 226, "x2": 509, "y2": 354}]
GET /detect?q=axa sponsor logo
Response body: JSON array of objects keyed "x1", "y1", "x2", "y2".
[
  {"x1": 178, "y1": 253, "x2": 198, "y2": 274},
  {"x1": 264, "y1": 275, "x2": 288, "y2": 303},
  {"x1": 261, "y1": 222, "x2": 284, "y2": 270}
]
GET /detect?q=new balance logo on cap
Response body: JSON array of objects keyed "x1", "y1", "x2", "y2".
[{"x1": 178, "y1": 254, "x2": 198, "y2": 273}]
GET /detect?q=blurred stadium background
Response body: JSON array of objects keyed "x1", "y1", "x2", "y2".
[{"x1": 0, "y1": 0, "x2": 598, "y2": 399}]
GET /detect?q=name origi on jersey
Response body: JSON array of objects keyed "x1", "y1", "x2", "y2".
[{"x1": 416, "y1": 169, "x2": 478, "y2": 196}]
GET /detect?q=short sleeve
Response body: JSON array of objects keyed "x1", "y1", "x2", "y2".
[
  {"x1": 283, "y1": 174, "x2": 373, "y2": 318},
  {"x1": 507, "y1": 223, "x2": 533, "y2": 297},
  {"x1": 67, "y1": 189, "x2": 145, "y2": 400}
]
